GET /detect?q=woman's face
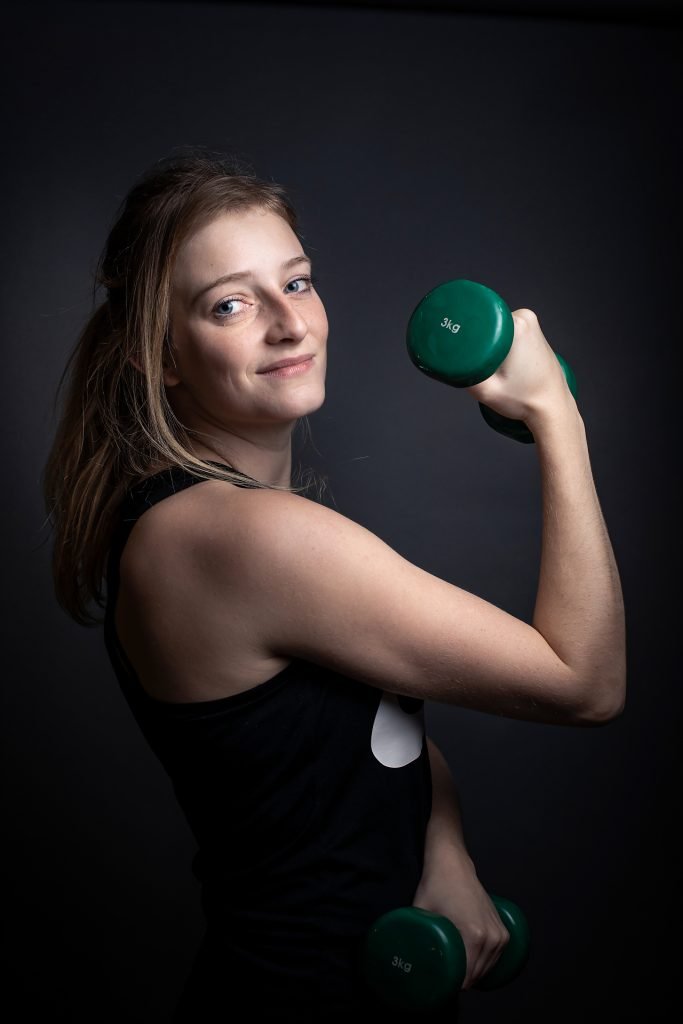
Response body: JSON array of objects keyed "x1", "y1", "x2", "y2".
[{"x1": 167, "y1": 206, "x2": 328, "y2": 435}]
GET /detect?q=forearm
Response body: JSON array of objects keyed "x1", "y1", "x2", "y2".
[
  {"x1": 416, "y1": 739, "x2": 511, "y2": 990},
  {"x1": 529, "y1": 397, "x2": 627, "y2": 718},
  {"x1": 421, "y1": 737, "x2": 477, "y2": 881}
]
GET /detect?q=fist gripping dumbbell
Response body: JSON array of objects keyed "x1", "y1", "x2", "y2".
[
  {"x1": 406, "y1": 279, "x2": 578, "y2": 443},
  {"x1": 362, "y1": 893, "x2": 530, "y2": 1013}
]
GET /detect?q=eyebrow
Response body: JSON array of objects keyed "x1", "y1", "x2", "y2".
[{"x1": 191, "y1": 254, "x2": 312, "y2": 306}]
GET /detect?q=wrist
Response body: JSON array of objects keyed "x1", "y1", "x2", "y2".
[{"x1": 524, "y1": 390, "x2": 583, "y2": 436}]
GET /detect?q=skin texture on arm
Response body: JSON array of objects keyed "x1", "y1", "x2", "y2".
[{"x1": 412, "y1": 738, "x2": 510, "y2": 990}]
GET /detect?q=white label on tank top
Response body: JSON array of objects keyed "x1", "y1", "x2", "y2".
[{"x1": 370, "y1": 692, "x2": 424, "y2": 768}]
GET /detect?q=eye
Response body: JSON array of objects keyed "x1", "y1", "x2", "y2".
[
  {"x1": 213, "y1": 297, "x2": 247, "y2": 320},
  {"x1": 284, "y1": 275, "x2": 314, "y2": 294}
]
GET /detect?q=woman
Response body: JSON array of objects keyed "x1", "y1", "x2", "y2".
[{"x1": 43, "y1": 153, "x2": 626, "y2": 1020}]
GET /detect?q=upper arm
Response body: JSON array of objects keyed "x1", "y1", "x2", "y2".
[{"x1": 200, "y1": 487, "x2": 595, "y2": 725}]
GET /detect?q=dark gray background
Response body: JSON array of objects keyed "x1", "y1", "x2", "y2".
[{"x1": 3, "y1": 1, "x2": 681, "y2": 1021}]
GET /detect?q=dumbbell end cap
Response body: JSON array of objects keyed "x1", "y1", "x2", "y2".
[
  {"x1": 363, "y1": 907, "x2": 465, "y2": 1011},
  {"x1": 407, "y1": 279, "x2": 514, "y2": 388}
]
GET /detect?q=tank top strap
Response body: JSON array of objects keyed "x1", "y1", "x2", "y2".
[{"x1": 119, "y1": 461, "x2": 259, "y2": 531}]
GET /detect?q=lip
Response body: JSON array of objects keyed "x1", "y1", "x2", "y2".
[{"x1": 258, "y1": 354, "x2": 315, "y2": 376}]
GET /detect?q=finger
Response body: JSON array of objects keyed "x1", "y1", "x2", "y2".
[
  {"x1": 460, "y1": 943, "x2": 486, "y2": 990},
  {"x1": 462, "y1": 933, "x2": 510, "y2": 988}
]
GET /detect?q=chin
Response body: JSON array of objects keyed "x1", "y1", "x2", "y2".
[
  {"x1": 305, "y1": 387, "x2": 326, "y2": 416},
  {"x1": 292, "y1": 382, "x2": 326, "y2": 418}
]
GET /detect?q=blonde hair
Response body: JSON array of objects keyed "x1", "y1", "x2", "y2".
[{"x1": 43, "y1": 151, "x2": 320, "y2": 626}]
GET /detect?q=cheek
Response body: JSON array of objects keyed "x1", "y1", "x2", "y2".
[{"x1": 176, "y1": 324, "x2": 246, "y2": 383}]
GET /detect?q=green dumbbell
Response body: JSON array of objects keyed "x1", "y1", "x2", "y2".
[
  {"x1": 406, "y1": 278, "x2": 578, "y2": 443},
  {"x1": 362, "y1": 894, "x2": 530, "y2": 1013}
]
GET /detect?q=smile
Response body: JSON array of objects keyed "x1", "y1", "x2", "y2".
[{"x1": 258, "y1": 356, "x2": 315, "y2": 378}]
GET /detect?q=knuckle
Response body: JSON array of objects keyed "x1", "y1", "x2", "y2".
[{"x1": 514, "y1": 307, "x2": 538, "y2": 326}]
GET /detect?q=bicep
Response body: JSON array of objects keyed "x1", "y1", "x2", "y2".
[{"x1": 212, "y1": 490, "x2": 587, "y2": 725}]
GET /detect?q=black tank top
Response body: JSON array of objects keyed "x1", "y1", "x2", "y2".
[{"x1": 103, "y1": 464, "x2": 433, "y2": 1009}]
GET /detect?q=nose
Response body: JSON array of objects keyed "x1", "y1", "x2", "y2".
[{"x1": 263, "y1": 293, "x2": 309, "y2": 345}]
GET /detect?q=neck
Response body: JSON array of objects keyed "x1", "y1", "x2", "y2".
[{"x1": 188, "y1": 424, "x2": 295, "y2": 489}]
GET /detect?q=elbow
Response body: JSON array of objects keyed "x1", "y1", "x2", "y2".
[
  {"x1": 574, "y1": 675, "x2": 627, "y2": 727},
  {"x1": 583, "y1": 698, "x2": 626, "y2": 726}
]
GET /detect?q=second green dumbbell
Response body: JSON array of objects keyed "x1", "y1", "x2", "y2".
[
  {"x1": 406, "y1": 278, "x2": 577, "y2": 443},
  {"x1": 362, "y1": 893, "x2": 531, "y2": 1012}
]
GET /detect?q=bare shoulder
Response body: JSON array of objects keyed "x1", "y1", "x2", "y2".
[
  {"x1": 196, "y1": 485, "x2": 375, "y2": 567},
  {"x1": 115, "y1": 479, "x2": 298, "y2": 702},
  {"x1": 193, "y1": 485, "x2": 411, "y2": 612},
  {"x1": 119, "y1": 480, "x2": 307, "y2": 623},
  {"x1": 125, "y1": 481, "x2": 340, "y2": 566},
  {"x1": 120, "y1": 477, "x2": 248, "y2": 573}
]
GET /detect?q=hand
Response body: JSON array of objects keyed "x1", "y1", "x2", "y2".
[
  {"x1": 466, "y1": 308, "x2": 572, "y2": 425},
  {"x1": 412, "y1": 859, "x2": 510, "y2": 990}
]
